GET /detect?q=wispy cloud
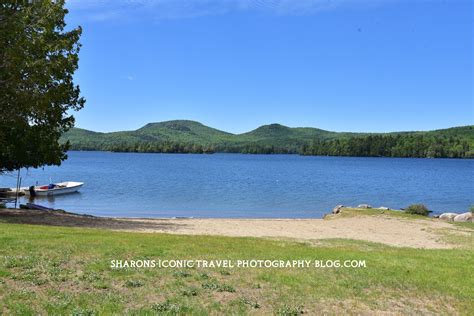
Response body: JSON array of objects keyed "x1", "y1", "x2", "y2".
[
  {"x1": 119, "y1": 75, "x2": 136, "y2": 81},
  {"x1": 66, "y1": 0, "x2": 389, "y2": 22}
]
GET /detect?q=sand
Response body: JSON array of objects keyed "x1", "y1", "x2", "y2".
[{"x1": 1, "y1": 208, "x2": 469, "y2": 249}]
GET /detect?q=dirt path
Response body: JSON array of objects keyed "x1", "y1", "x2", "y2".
[{"x1": 0, "y1": 208, "x2": 468, "y2": 249}]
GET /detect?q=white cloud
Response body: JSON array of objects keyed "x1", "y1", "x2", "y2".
[{"x1": 119, "y1": 75, "x2": 136, "y2": 81}]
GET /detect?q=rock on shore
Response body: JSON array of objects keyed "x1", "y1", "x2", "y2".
[
  {"x1": 332, "y1": 205, "x2": 344, "y2": 214},
  {"x1": 439, "y1": 213, "x2": 458, "y2": 221},
  {"x1": 453, "y1": 212, "x2": 473, "y2": 222},
  {"x1": 439, "y1": 212, "x2": 472, "y2": 222}
]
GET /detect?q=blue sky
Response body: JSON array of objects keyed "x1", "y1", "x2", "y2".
[{"x1": 65, "y1": 0, "x2": 473, "y2": 134}]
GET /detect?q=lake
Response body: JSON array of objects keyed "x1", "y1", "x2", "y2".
[{"x1": 1, "y1": 151, "x2": 472, "y2": 218}]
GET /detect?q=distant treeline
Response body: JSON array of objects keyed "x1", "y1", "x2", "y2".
[
  {"x1": 301, "y1": 134, "x2": 473, "y2": 158},
  {"x1": 68, "y1": 134, "x2": 473, "y2": 158},
  {"x1": 68, "y1": 142, "x2": 298, "y2": 155}
]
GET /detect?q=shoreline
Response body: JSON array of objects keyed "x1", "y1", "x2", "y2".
[
  {"x1": 1, "y1": 207, "x2": 470, "y2": 249},
  {"x1": 67, "y1": 149, "x2": 474, "y2": 159}
]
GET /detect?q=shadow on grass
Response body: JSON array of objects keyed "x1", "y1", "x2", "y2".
[{"x1": 0, "y1": 208, "x2": 186, "y2": 232}]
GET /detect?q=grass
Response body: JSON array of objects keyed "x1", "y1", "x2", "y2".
[
  {"x1": 336, "y1": 207, "x2": 474, "y2": 229},
  {"x1": 0, "y1": 220, "x2": 472, "y2": 314},
  {"x1": 327, "y1": 207, "x2": 431, "y2": 220}
]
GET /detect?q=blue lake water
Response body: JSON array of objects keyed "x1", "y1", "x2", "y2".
[{"x1": 1, "y1": 151, "x2": 473, "y2": 218}]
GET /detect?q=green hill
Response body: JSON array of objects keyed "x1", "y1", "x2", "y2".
[
  {"x1": 418, "y1": 126, "x2": 474, "y2": 143},
  {"x1": 61, "y1": 120, "x2": 474, "y2": 158},
  {"x1": 135, "y1": 120, "x2": 235, "y2": 144}
]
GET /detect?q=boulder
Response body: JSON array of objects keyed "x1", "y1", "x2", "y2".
[
  {"x1": 453, "y1": 212, "x2": 473, "y2": 222},
  {"x1": 332, "y1": 205, "x2": 344, "y2": 214},
  {"x1": 378, "y1": 206, "x2": 390, "y2": 210},
  {"x1": 438, "y1": 213, "x2": 458, "y2": 221},
  {"x1": 357, "y1": 204, "x2": 372, "y2": 209}
]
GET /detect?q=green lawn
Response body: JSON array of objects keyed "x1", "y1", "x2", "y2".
[{"x1": 0, "y1": 221, "x2": 472, "y2": 315}]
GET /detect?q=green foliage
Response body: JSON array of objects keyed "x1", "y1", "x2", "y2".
[
  {"x1": 201, "y1": 281, "x2": 220, "y2": 291},
  {"x1": 181, "y1": 287, "x2": 199, "y2": 297},
  {"x1": 277, "y1": 304, "x2": 305, "y2": 315},
  {"x1": 71, "y1": 308, "x2": 97, "y2": 316},
  {"x1": 0, "y1": 0, "x2": 84, "y2": 173},
  {"x1": 217, "y1": 284, "x2": 236, "y2": 293},
  {"x1": 62, "y1": 121, "x2": 474, "y2": 158},
  {"x1": 405, "y1": 204, "x2": 430, "y2": 216},
  {"x1": 240, "y1": 297, "x2": 261, "y2": 309},
  {"x1": 302, "y1": 133, "x2": 473, "y2": 158},
  {"x1": 151, "y1": 300, "x2": 184, "y2": 313},
  {"x1": 124, "y1": 279, "x2": 144, "y2": 288}
]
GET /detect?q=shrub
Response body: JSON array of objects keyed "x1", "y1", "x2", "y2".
[
  {"x1": 151, "y1": 300, "x2": 182, "y2": 313},
  {"x1": 125, "y1": 279, "x2": 144, "y2": 288},
  {"x1": 241, "y1": 297, "x2": 260, "y2": 309},
  {"x1": 72, "y1": 308, "x2": 97, "y2": 316},
  {"x1": 277, "y1": 304, "x2": 304, "y2": 315},
  {"x1": 405, "y1": 204, "x2": 430, "y2": 216},
  {"x1": 182, "y1": 287, "x2": 199, "y2": 296},
  {"x1": 218, "y1": 284, "x2": 235, "y2": 293},
  {"x1": 201, "y1": 281, "x2": 220, "y2": 290}
]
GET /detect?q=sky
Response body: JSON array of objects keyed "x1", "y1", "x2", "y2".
[{"x1": 65, "y1": 0, "x2": 473, "y2": 134}]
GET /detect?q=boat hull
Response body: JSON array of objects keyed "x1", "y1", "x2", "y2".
[{"x1": 25, "y1": 182, "x2": 84, "y2": 197}]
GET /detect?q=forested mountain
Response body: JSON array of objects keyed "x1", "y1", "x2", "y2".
[{"x1": 62, "y1": 120, "x2": 474, "y2": 158}]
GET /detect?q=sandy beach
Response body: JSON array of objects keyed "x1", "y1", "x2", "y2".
[{"x1": 0, "y1": 208, "x2": 468, "y2": 249}]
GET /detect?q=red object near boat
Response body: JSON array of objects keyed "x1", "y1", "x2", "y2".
[{"x1": 39, "y1": 186, "x2": 49, "y2": 190}]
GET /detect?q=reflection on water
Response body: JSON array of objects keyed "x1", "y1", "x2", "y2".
[{"x1": 25, "y1": 191, "x2": 82, "y2": 203}]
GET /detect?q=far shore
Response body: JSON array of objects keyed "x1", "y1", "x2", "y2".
[{"x1": 1, "y1": 207, "x2": 470, "y2": 249}]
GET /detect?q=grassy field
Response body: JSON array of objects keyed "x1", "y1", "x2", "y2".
[{"x1": 0, "y1": 218, "x2": 473, "y2": 315}]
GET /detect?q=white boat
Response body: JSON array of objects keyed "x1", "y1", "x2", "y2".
[{"x1": 25, "y1": 182, "x2": 84, "y2": 196}]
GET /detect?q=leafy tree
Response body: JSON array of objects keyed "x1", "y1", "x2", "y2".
[{"x1": 0, "y1": 0, "x2": 84, "y2": 173}]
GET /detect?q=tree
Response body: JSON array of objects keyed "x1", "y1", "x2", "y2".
[{"x1": 0, "y1": 0, "x2": 84, "y2": 173}]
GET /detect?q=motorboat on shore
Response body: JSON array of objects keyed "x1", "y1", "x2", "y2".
[{"x1": 25, "y1": 182, "x2": 84, "y2": 197}]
